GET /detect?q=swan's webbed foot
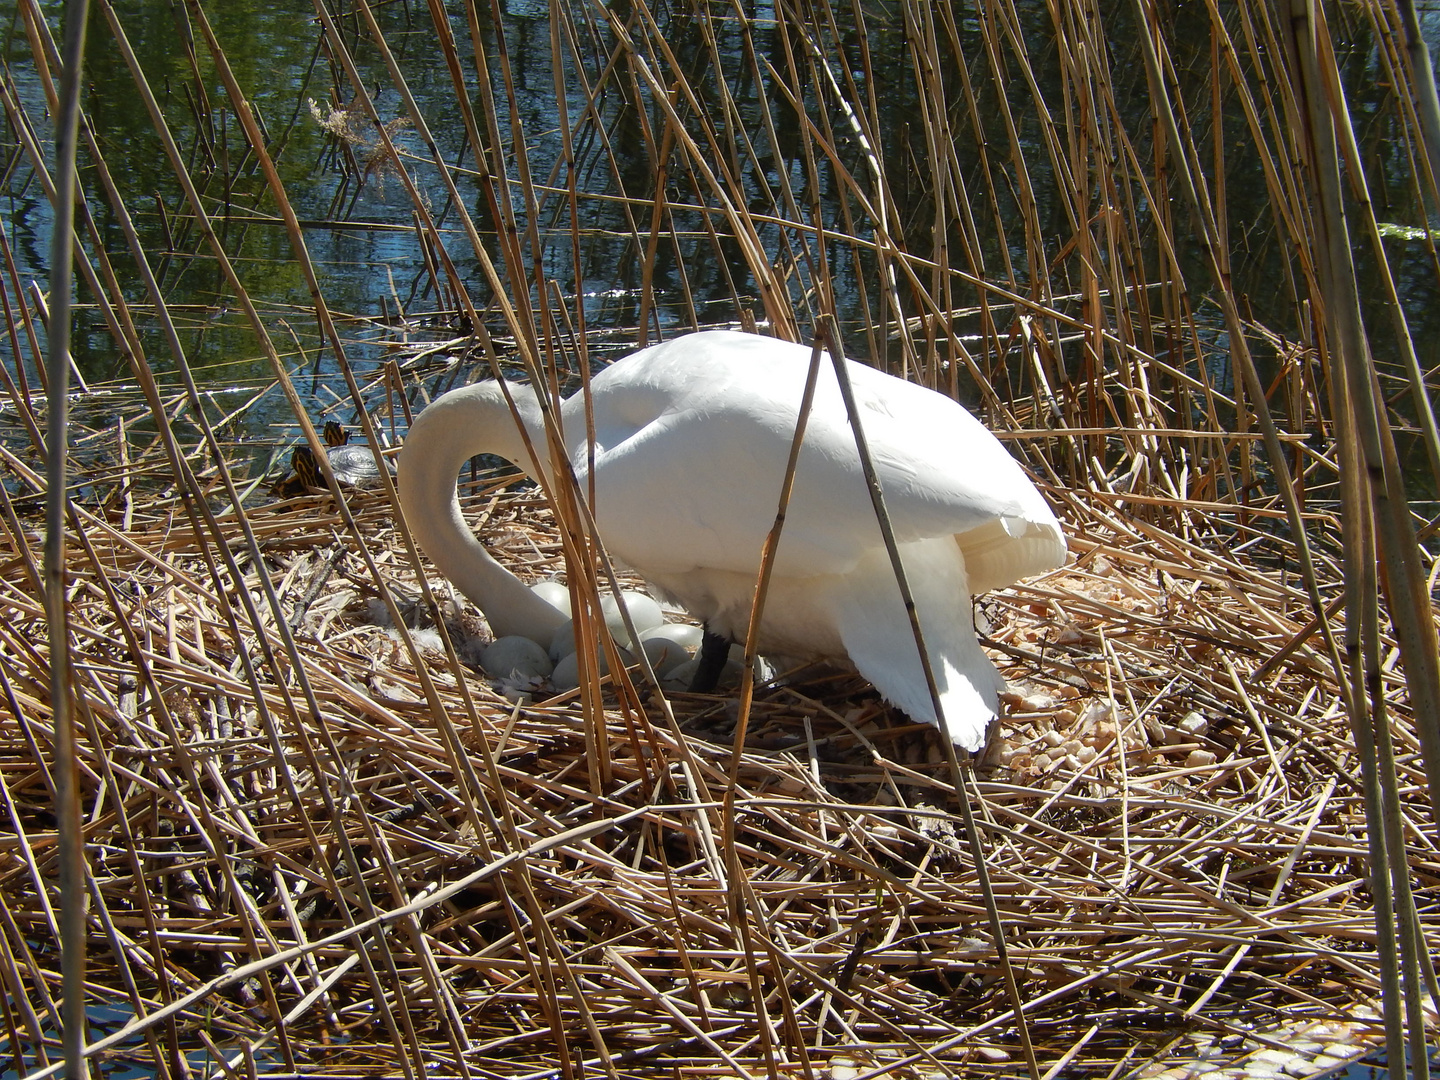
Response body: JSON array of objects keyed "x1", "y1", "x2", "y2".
[{"x1": 688, "y1": 627, "x2": 732, "y2": 693}]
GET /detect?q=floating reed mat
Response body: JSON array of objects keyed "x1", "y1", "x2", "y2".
[{"x1": 0, "y1": 454, "x2": 1420, "y2": 1077}]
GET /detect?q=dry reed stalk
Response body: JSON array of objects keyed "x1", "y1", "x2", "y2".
[{"x1": 4, "y1": 388, "x2": 1423, "y2": 1077}]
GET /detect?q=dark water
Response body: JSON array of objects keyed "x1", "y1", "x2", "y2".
[
  {"x1": 3, "y1": 0, "x2": 1440, "y2": 483},
  {"x1": 1325, "y1": 1049, "x2": 1440, "y2": 1079}
]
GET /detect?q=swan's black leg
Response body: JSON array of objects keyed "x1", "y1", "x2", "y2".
[{"x1": 688, "y1": 627, "x2": 732, "y2": 693}]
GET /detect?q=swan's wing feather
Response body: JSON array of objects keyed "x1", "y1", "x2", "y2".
[
  {"x1": 579, "y1": 333, "x2": 1063, "y2": 587},
  {"x1": 830, "y1": 540, "x2": 1005, "y2": 751},
  {"x1": 831, "y1": 363, "x2": 1066, "y2": 588}
]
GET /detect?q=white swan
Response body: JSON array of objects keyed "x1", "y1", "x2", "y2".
[{"x1": 397, "y1": 330, "x2": 1065, "y2": 749}]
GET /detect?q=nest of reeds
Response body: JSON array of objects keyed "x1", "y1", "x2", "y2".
[{"x1": 0, "y1": 372, "x2": 1418, "y2": 1077}]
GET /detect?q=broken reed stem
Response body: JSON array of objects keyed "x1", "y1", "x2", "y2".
[{"x1": 820, "y1": 317, "x2": 1042, "y2": 1080}]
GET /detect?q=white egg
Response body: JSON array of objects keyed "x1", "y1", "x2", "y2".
[
  {"x1": 550, "y1": 644, "x2": 637, "y2": 691},
  {"x1": 661, "y1": 655, "x2": 745, "y2": 693},
  {"x1": 637, "y1": 623, "x2": 703, "y2": 675},
  {"x1": 548, "y1": 589, "x2": 667, "y2": 659},
  {"x1": 529, "y1": 580, "x2": 571, "y2": 615},
  {"x1": 481, "y1": 635, "x2": 554, "y2": 680},
  {"x1": 548, "y1": 619, "x2": 577, "y2": 662},
  {"x1": 602, "y1": 590, "x2": 664, "y2": 642}
]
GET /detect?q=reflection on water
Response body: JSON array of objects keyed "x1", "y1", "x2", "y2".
[
  {"x1": 1325, "y1": 1049, "x2": 1440, "y2": 1079},
  {"x1": 2, "y1": 1, "x2": 1438, "y2": 473},
  {"x1": 0, "y1": 1003, "x2": 239, "y2": 1080}
]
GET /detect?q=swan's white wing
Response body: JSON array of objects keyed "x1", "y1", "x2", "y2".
[
  {"x1": 577, "y1": 332, "x2": 1063, "y2": 588},
  {"x1": 818, "y1": 361, "x2": 1066, "y2": 591},
  {"x1": 830, "y1": 539, "x2": 1005, "y2": 750}
]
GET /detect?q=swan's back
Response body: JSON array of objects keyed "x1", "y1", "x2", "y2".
[{"x1": 572, "y1": 331, "x2": 1064, "y2": 586}]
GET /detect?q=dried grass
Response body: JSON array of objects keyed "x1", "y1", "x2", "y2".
[{"x1": 0, "y1": 384, "x2": 1424, "y2": 1077}]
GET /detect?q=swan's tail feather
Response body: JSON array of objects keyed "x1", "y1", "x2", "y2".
[{"x1": 958, "y1": 517, "x2": 1067, "y2": 595}]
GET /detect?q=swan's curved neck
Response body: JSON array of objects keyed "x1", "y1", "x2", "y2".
[{"x1": 397, "y1": 381, "x2": 570, "y2": 642}]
